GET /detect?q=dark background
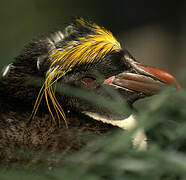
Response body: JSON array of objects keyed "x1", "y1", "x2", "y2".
[{"x1": 0, "y1": 0, "x2": 186, "y2": 86}]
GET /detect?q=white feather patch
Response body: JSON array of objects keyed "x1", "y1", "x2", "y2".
[
  {"x1": 2, "y1": 63, "x2": 14, "y2": 79},
  {"x1": 83, "y1": 111, "x2": 147, "y2": 150}
]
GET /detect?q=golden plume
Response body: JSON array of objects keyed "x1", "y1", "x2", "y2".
[{"x1": 30, "y1": 18, "x2": 121, "y2": 126}]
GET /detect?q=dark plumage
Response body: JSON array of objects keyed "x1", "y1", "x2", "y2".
[{"x1": 0, "y1": 19, "x2": 179, "y2": 163}]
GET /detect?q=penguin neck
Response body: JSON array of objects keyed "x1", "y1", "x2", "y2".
[{"x1": 82, "y1": 111, "x2": 136, "y2": 130}]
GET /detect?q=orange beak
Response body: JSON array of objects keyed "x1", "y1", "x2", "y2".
[{"x1": 104, "y1": 56, "x2": 180, "y2": 96}]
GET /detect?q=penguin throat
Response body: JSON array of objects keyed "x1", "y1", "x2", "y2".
[{"x1": 82, "y1": 111, "x2": 136, "y2": 130}]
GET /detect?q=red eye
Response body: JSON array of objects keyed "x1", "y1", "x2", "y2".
[{"x1": 82, "y1": 76, "x2": 95, "y2": 83}]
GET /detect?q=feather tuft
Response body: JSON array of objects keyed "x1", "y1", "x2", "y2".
[{"x1": 30, "y1": 18, "x2": 121, "y2": 126}]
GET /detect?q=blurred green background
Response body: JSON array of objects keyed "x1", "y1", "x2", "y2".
[{"x1": 0, "y1": 0, "x2": 185, "y2": 84}]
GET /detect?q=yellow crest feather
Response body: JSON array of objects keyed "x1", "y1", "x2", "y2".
[{"x1": 30, "y1": 18, "x2": 121, "y2": 126}]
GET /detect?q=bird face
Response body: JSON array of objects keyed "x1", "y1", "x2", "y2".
[
  {"x1": 2, "y1": 18, "x2": 180, "y2": 124},
  {"x1": 55, "y1": 48, "x2": 180, "y2": 121}
]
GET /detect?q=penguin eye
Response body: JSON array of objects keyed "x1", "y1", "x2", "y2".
[{"x1": 82, "y1": 76, "x2": 96, "y2": 83}]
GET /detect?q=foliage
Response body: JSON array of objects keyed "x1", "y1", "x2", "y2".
[{"x1": 1, "y1": 87, "x2": 186, "y2": 180}]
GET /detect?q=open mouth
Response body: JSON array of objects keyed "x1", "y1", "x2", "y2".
[{"x1": 104, "y1": 56, "x2": 180, "y2": 96}]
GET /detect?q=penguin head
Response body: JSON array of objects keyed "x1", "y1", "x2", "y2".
[{"x1": 2, "y1": 19, "x2": 180, "y2": 124}]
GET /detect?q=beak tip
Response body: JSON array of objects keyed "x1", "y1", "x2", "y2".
[{"x1": 138, "y1": 64, "x2": 181, "y2": 89}]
